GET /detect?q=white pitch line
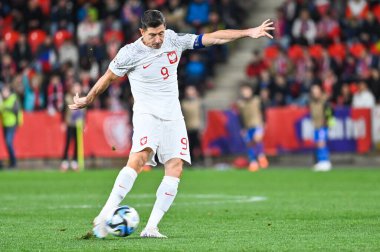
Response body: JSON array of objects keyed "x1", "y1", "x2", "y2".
[{"x1": 0, "y1": 194, "x2": 267, "y2": 211}]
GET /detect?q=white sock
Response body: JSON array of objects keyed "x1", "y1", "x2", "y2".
[
  {"x1": 98, "y1": 166, "x2": 138, "y2": 219},
  {"x1": 146, "y1": 176, "x2": 180, "y2": 229}
]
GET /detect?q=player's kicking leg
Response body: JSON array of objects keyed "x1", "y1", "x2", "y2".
[
  {"x1": 140, "y1": 158, "x2": 183, "y2": 238},
  {"x1": 245, "y1": 129, "x2": 259, "y2": 172},
  {"x1": 93, "y1": 148, "x2": 152, "y2": 238}
]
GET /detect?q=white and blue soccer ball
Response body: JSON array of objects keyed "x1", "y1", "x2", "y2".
[{"x1": 105, "y1": 205, "x2": 140, "y2": 237}]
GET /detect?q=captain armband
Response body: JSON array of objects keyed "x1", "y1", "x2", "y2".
[{"x1": 193, "y1": 34, "x2": 205, "y2": 49}]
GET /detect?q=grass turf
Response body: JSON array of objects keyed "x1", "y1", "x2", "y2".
[{"x1": 0, "y1": 168, "x2": 380, "y2": 251}]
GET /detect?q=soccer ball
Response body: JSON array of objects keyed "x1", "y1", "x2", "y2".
[{"x1": 105, "y1": 205, "x2": 140, "y2": 237}]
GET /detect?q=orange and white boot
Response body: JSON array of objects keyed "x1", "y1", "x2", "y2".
[
  {"x1": 258, "y1": 155, "x2": 269, "y2": 169},
  {"x1": 248, "y1": 161, "x2": 259, "y2": 172}
]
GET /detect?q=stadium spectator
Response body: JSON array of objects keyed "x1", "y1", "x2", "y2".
[
  {"x1": 10, "y1": 74, "x2": 24, "y2": 105},
  {"x1": 321, "y1": 70, "x2": 338, "y2": 99},
  {"x1": 316, "y1": 11, "x2": 340, "y2": 45},
  {"x1": 259, "y1": 88, "x2": 273, "y2": 111},
  {"x1": 163, "y1": 0, "x2": 187, "y2": 31},
  {"x1": 25, "y1": 0, "x2": 44, "y2": 31},
  {"x1": 121, "y1": 0, "x2": 144, "y2": 41},
  {"x1": 23, "y1": 72, "x2": 45, "y2": 111},
  {"x1": 12, "y1": 34, "x2": 32, "y2": 71},
  {"x1": 274, "y1": 7, "x2": 290, "y2": 48},
  {"x1": 270, "y1": 48, "x2": 289, "y2": 76},
  {"x1": 35, "y1": 36, "x2": 57, "y2": 73},
  {"x1": 50, "y1": 0, "x2": 75, "y2": 35},
  {"x1": 204, "y1": 11, "x2": 228, "y2": 68},
  {"x1": 218, "y1": 0, "x2": 247, "y2": 29},
  {"x1": 0, "y1": 85, "x2": 22, "y2": 168},
  {"x1": 77, "y1": 13, "x2": 101, "y2": 45},
  {"x1": 47, "y1": 74, "x2": 64, "y2": 115},
  {"x1": 336, "y1": 83, "x2": 353, "y2": 106},
  {"x1": 181, "y1": 86, "x2": 204, "y2": 164},
  {"x1": 360, "y1": 11, "x2": 380, "y2": 44},
  {"x1": 0, "y1": 0, "x2": 250, "y2": 115},
  {"x1": 352, "y1": 80, "x2": 376, "y2": 108},
  {"x1": 346, "y1": 0, "x2": 369, "y2": 20},
  {"x1": 58, "y1": 39, "x2": 79, "y2": 68},
  {"x1": 271, "y1": 74, "x2": 289, "y2": 106},
  {"x1": 185, "y1": 53, "x2": 207, "y2": 89},
  {"x1": 186, "y1": 0, "x2": 209, "y2": 27},
  {"x1": 291, "y1": 9, "x2": 317, "y2": 45},
  {"x1": 368, "y1": 68, "x2": 380, "y2": 103},
  {"x1": 1, "y1": 54, "x2": 16, "y2": 84},
  {"x1": 104, "y1": 0, "x2": 121, "y2": 19},
  {"x1": 246, "y1": 50, "x2": 268, "y2": 80},
  {"x1": 295, "y1": 69, "x2": 319, "y2": 106},
  {"x1": 258, "y1": 70, "x2": 272, "y2": 90},
  {"x1": 251, "y1": 0, "x2": 380, "y2": 112}
]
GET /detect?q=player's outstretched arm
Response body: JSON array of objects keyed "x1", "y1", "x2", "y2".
[
  {"x1": 202, "y1": 19, "x2": 274, "y2": 46},
  {"x1": 69, "y1": 69, "x2": 120, "y2": 110}
]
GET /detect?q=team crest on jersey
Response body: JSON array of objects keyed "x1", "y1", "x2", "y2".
[
  {"x1": 140, "y1": 136, "x2": 147, "y2": 146},
  {"x1": 167, "y1": 51, "x2": 178, "y2": 64}
]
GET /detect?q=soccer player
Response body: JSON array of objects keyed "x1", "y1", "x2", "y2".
[
  {"x1": 236, "y1": 84, "x2": 269, "y2": 172},
  {"x1": 69, "y1": 10, "x2": 274, "y2": 238},
  {"x1": 310, "y1": 84, "x2": 333, "y2": 171}
]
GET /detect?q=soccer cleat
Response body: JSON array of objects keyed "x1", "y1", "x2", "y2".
[
  {"x1": 71, "y1": 161, "x2": 79, "y2": 171},
  {"x1": 140, "y1": 227, "x2": 167, "y2": 238},
  {"x1": 60, "y1": 160, "x2": 69, "y2": 172},
  {"x1": 143, "y1": 165, "x2": 152, "y2": 172},
  {"x1": 93, "y1": 216, "x2": 108, "y2": 238},
  {"x1": 313, "y1": 161, "x2": 332, "y2": 172},
  {"x1": 248, "y1": 161, "x2": 259, "y2": 172},
  {"x1": 258, "y1": 155, "x2": 269, "y2": 169}
]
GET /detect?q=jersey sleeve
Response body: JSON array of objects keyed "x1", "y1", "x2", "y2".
[
  {"x1": 168, "y1": 29, "x2": 205, "y2": 51},
  {"x1": 108, "y1": 45, "x2": 132, "y2": 77}
]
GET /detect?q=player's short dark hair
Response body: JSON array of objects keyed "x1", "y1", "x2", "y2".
[{"x1": 141, "y1": 10, "x2": 166, "y2": 30}]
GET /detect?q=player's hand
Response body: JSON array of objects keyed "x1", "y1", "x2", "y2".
[
  {"x1": 68, "y1": 93, "x2": 89, "y2": 110},
  {"x1": 248, "y1": 19, "x2": 275, "y2": 39}
]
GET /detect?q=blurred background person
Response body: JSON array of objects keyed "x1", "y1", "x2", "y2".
[
  {"x1": 0, "y1": 85, "x2": 23, "y2": 168},
  {"x1": 352, "y1": 80, "x2": 376, "y2": 108},
  {"x1": 236, "y1": 84, "x2": 269, "y2": 172},
  {"x1": 61, "y1": 83, "x2": 85, "y2": 172},
  {"x1": 291, "y1": 9, "x2": 317, "y2": 45},
  {"x1": 181, "y1": 86, "x2": 204, "y2": 165},
  {"x1": 309, "y1": 84, "x2": 333, "y2": 172},
  {"x1": 47, "y1": 74, "x2": 64, "y2": 115},
  {"x1": 22, "y1": 72, "x2": 45, "y2": 112}
]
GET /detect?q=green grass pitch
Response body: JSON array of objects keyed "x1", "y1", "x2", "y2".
[{"x1": 1, "y1": 168, "x2": 380, "y2": 251}]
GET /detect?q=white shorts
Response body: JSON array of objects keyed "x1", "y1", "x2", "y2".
[{"x1": 130, "y1": 114, "x2": 191, "y2": 166}]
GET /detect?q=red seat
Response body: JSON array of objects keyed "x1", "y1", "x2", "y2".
[
  {"x1": 328, "y1": 43, "x2": 346, "y2": 60},
  {"x1": 28, "y1": 30, "x2": 47, "y2": 53},
  {"x1": 309, "y1": 44, "x2": 323, "y2": 59},
  {"x1": 288, "y1": 45, "x2": 304, "y2": 60},
  {"x1": 53, "y1": 30, "x2": 72, "y2": 48},
  {"x1": 328, "y1": 26, "x2": 341, "y2": 39},
  {"x1": 3, "y1": 30, "x2": 20, "y2": 51},
  {"x1": 264, "y1": 45, "x2": 279, "y2": 60},
  {"x1": 349, "y1": 43, "x2": 365, "y2": 58}
]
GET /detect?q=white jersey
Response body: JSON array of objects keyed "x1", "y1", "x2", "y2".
[{"x1": 109, "y1": 29, "x2": 199, "y2": 120}]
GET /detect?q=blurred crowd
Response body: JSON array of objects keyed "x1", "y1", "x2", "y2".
[
  {"x1": 245, "y1": 0, "x2": 380, "y2": 109},
  {"x1": 0, "y1": 0, "x2": 248, "y2": 114}
]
